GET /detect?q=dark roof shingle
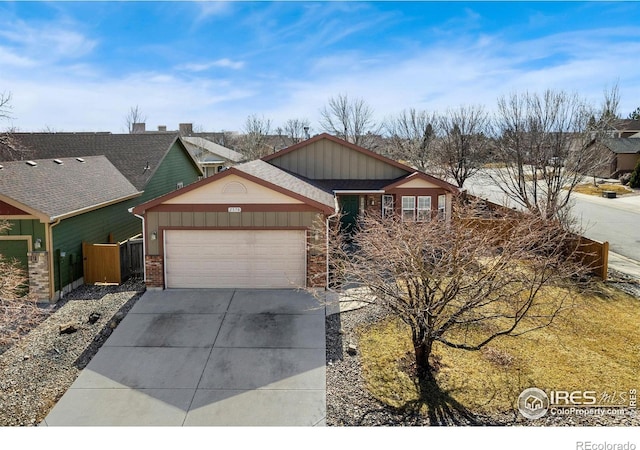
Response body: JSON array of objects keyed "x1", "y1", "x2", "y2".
[
  {"x1": 0, "y1": 132, "x2": 189, "y2": 190},
  {"x1": 0, "y1": 156, "x2": 140, "y2": 220},
  {"x1": 602, "y1": 138, "x2": 640, "y2": 154}
]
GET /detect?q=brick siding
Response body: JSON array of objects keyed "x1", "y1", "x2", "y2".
[{"x1": 145, "y1": 255, "x2": 164, "y2": 288}]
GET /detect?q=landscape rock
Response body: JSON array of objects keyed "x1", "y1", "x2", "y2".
[{"x1": 58, "y1": 323, "x2": 78, "y2": 335}]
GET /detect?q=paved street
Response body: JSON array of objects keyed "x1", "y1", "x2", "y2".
[{"x1": 463, "y1": 170, "x2": 640, "y2": 266}]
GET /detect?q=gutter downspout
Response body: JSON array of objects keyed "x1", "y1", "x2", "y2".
[
  {"x1": 130, "y1": 208, "x2": 146, "y2": 284},
  {"x1": 325, "y1": 195, "x2": 340, "y2": 290},
  {"x1": 46, "y1": 218, "x2": 61, "y2": 303}
]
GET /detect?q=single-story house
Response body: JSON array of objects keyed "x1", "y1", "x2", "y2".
[
  {"x1": 0, "y1": 156, "x2": 141, "y2": 301},
  {"x1": 586, "y1": 138, "x2": 640, "y2": 178},
  {"x1": 132, "y1": 133, "x2": 458, "y2": 290},
  {"x1": 0, "y1": 133, "x2": 202, "y2": 301}
]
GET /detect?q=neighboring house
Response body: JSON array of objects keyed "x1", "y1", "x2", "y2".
[
  {"x1": 181, "y1": 136, "x2": 244, "y2": 176},
  {"x1": 0, "y1": 157, "x2": 141, "y2": 301},
  {"x1": 608, "y1": 119, "x2": 640, "y2": 138},
  {"x1": 586, "y1": 138, "x2": 640, "y2": 178},
  {"x1": 0, "y1": 133, "x2": 202, "y2": 301},
  {"x1": 133, "y1": 133, "x2": 458, "y2": 290}
]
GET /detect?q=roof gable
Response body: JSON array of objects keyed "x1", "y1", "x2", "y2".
[
  {"x1": 384, "y1": 172, "x2": 459, "y2": 192},
  {"x1": 262, "y1": 133, "x2": 411, "y2": 180},
  {"x1": 1, "y1": 133, "x2": 201, "y2": 190},
  {"x1": 181, "y1": 136, "x2": 244, "y2": 163},
  {"x1": 0, "y1": 156, "x2": 141, "y2": 221},
  {"x1": 133, "y1": 160, "x2": 335, "y2": 215}
]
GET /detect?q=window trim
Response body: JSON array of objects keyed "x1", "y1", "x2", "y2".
[
  {"x1": 382, "y1": 194, "x2": 394, "y2": 218},
  {"x1": 401, "y1": 196, "x2": 416, "y2": 221},
  {"x1": 417, "y1": 195, "x2": 431, "y2": 222},
  {"x1": 438, "y1": 194, "x2": 446, "y2": 220}
]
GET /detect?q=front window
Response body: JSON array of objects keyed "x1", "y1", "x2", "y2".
[
  {"x1": 382, "y1": 195, "x2": 394, "y2": 218},
  {"x1": 402, "y1": 196, "x2": 416, "y2": 221},
  {"x1": 438, "y1": 194, "x2": 446, "y2": 220},
  {"x1": 417, "y1": 196, "x2": 431, "y2": 221}
]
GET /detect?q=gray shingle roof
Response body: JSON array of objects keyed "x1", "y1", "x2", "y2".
[
  {"x1": 602, "y1": 138, "x2": 640, "y2": 154},
  {"x1": 182, "y1": 136, "x2": 244, "y2": 163},
  {"x1": 235, "y1": 160, "x2": 335, "y2": 209},
  {"x1": 0, "y1": 132, "x2": 193, "y2": 190},
  {"x1": 0, "y1": 156, "x2": 141, "y2": 221}
]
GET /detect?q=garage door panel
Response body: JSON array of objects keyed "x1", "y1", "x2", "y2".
[{"x1": 164, "y1": 230, "x2": 306, "y2": 289}]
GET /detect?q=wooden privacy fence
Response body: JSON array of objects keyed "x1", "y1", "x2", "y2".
[
  {"x1": 82, "y1": 236, "x2": 143, "y2": 285},
  {"x1": 460, "y1": 217, "x2": 609, "y2": 281}
]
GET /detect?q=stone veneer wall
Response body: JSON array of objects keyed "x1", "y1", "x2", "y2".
[
  {"x1": 27, "y1": 251, "x2": 49, "y2": 300},
  {"x1": 145, "y1": 255, "x2": 164, "y2": 288}
]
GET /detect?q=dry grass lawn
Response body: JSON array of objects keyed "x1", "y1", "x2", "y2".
[
  {"x1": 357, "y1": 282, "x2": 640, "y2": 415},
  {"x1": 571, "y1": 183, "x2": 633, "y2": 197}
]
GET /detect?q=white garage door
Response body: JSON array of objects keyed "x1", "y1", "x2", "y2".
[{"x1": 164, "y1": 229, "x2": 306, "y2": 289}]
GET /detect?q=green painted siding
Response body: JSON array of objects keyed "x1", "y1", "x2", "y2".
[
  {"x1": 52, "y1": 199, "x2": 141, "y2": 290},
  {"x1": 0, "y1": 220, "x2": 46, "y2": 270},
  {"x1": 0, "y1": 219, "x2": 46, "y2": 246},
  {"x1": 141, "y1": 141, "x2": 201, "y2": 203},
  {"x1": 50, "y1": 142, "x2": 200, "y2": 290}
]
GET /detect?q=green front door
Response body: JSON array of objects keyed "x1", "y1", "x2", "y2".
[{"x1": 339, "y1": 195, "x2": 359, "y2": 234}]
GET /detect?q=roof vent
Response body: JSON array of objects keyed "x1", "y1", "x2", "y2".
[
  {"x1": 0, "y1": 165, "x2": 3, "y2": 170},
  {"x1": 76, "y1": 158, "x2": 85, "y2": 163},
  {"x1": 54, "y1": 159, "x2": 63, "y2": 165},
  {"x1": 26, "y1": 160, "x2": 37, "y2": 167}
]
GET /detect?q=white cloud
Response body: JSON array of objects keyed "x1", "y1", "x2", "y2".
[
  {"x1": 0, "y1": 17, "x2": 96, "y2": 69},
  {"x1": 182, "y1": 58, "x2": 245, "y2": 72}
]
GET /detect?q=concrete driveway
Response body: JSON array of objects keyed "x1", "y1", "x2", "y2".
[{"x1": 42, "y1": 289, "x2": 326, "y2": 426}]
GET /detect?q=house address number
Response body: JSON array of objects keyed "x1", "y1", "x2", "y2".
[{"x1": 228, "y1": 207, "x2": 242, "y2": 213}]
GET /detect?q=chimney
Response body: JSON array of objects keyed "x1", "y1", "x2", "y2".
[
  {"x1": 158, "y1": 125, "x2": 167, "y2": 132},
  {"x1": 132, "y1": 122, "x2": 146, "y2": 133},
  {"x1": 179, "y1": 123, "x2": 193, "y2": 136}
]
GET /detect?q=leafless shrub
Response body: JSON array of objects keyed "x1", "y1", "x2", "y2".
[{"x1": 0, "y1": 221, "x2": 48, "y2": 351}]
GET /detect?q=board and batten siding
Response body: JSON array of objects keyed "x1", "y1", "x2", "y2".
[
  {"x1": 52, "y1": 199, "x2": 143, "y2": 291},
  {"x1": 268, "y1": 139, "x2": 408, "y2": 180},
  {"x1": 145, "y1": 210, "x2": 321, "y2": 255},
  {"x1": 142, "y1": 141, "x2": 202, "y2": 201}
]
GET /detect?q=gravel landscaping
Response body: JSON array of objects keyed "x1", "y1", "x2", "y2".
[
  {"x1": 0, "y1": 279, "x2": 144, "y2": 426},
  {"x1": 1, "y1": 275, "x2": 637, "y2": 427}
]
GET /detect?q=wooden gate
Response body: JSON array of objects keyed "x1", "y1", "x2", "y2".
[{"x1": 83, "y1": 241, "x2": 121, "y2": 284}]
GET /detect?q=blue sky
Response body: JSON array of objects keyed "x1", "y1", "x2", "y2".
[{"x1": 1, "y1": 1, "x2": 640, "y2": 133}]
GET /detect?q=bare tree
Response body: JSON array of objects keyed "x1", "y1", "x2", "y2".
[
  {"x1": 319, "y1": 94, "x2": 380, "y2": 149},
  {"x1": 0, "y1": 92, "x2": 11, "y2": 119},
  {"x1": 124, "y1": 105, "x2": 147, "y2": 133},
  {"x1": 436, "y1": 105, "x2": 491, "y2": 188},
  {"x1": 0, "y1": 93, "x2": 31, "y2": 161},
  {"x1": 277, "y1": 118, "x2": 311, "y2": 147},
  {"x1": 490, "y1": 89, "x2": 597, "y2": 220},
  {"x1": 383, "y1": 108, "x2": 439, "y2": 172},
  {"x1": 235, "y1": 114, "x2": 273, "y2": 160},
  {"x1": 318, "y1": 200, "x2": 588, "y2": 385},
  {"x1": 0, "y1": 221, "x2": 46, "y2": 349}
]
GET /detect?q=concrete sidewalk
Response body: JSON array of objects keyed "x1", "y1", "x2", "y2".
[
  {"x1": 42, "y1": 289, "x2": 326, "y2": 426},
  {"x1": 609, "y1": 251, "x2": 640, "y2": 281}
]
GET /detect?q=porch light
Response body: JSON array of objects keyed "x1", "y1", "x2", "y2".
[
  {"x1": 34, "y1": 238, "x2": 42, "y2": 250},
  {"x1": 151, "y1": 232, "x2": 157, "y2": 240}
]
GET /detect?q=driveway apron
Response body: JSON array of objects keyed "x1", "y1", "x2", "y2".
[{"x1": 42, "y1": 289, "x2": 326, "y2": 426}]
